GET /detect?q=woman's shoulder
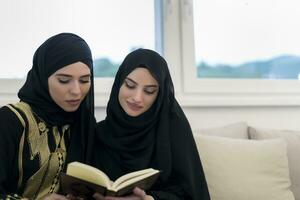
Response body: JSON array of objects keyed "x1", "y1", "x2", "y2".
[
  {"x1": 0, "y1": 104, "x2": 17, "y2": 117},
  {"x1": 0, "y1": 105, "x2": 25, "y2": 154},
  {"x1": 169, "y1": 106, "x2": 194, "y2": 140},
  {"x1": 0, "y1": 104, "x2": 25, "y2": 129},
  {"x1": 169, "y1": 107, "x2": 190, "y2": 128}
]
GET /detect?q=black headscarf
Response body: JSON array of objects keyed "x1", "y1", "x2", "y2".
[
  {"x1": 18, "y1": 32, "x2": 95, "y2": 163},
  {"x1": 95, "y1": 49, "x2": 210, "y2": 199}
]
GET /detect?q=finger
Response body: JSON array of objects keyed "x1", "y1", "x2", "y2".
[
  {"x1": 66, "y1": 194, "x2": 76, "y2": 200},
  {"x1": 43, "y1": 193, "x2": 69, "y2": 200},
  {"x1": 103, "y1": 195, "x2": 139, "y2": 200},
  {"x1": 132, "y1": 187, "x2": 146, "y2": 197},
  {"x1": 93, "y1": 192, "x2": 105, "y2": 200},
  {"x1": 143, "y1": 195, "x2": 155, "y2": 200}
]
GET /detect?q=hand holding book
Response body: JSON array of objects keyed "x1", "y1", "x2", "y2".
[
  {"x1": 93, "y1": 187, "x2": 155, "y2": 200},
  {"x1": 60, "y1": 162, "x2": 160, "y2": 199}
]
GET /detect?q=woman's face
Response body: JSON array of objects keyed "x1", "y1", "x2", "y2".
[
  {"x1": 118, "y1": 67, "x2": 159, "y2": 117},
  {"x1": 48, "y1": 61, "x2": 91, "y2": 112}
]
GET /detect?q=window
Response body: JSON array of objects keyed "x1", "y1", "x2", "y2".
[
  {"x1": 2, "y1": 0, "x2": 300, "y2": 107},
  {"x1": 193, "y1": 0, "x2": 300, "y2": 79},
  {"x1": 168, "y1": 0, "x2": 300, "y2": 105},
  {"x1": 0, "y1": 0, "x2": 156, "y2": 105},
  {"x1": 0, "y1": 0, "x2": 155, "y2": 79}
]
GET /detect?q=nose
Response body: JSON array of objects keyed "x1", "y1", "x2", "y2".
[
  {"x1": 132, "y1": 89, "x2": 143, "y2": 103},
  {"x1": 70, "y1": 81, "x2": 81, "y2": 96}
]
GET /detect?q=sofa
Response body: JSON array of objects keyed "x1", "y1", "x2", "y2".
[{"x1": 193, "y1": 122, "x2": 300, "y2": 200}]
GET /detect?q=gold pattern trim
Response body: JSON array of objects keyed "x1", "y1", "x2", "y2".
[
  {"x1": 12, "y1": 102, "x2": 50, "y2": 165},
  {"x1": 6, "y1": 102, "x2": 68, "y2": 199},
  {"x1": 6, "y1": 104, "x2": 25, "y2": 189},
  {"x1": 23, "y1": 129, "x2": 67, "y2": 199},
  {"x1": 2, "y1": 193, "x2": 25, "y2": 200}
]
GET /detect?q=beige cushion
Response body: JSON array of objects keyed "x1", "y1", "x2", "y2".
[
  {"x1": 194, "y1": 121, "x2": 248, "y2": 139},
  {"x1": 195, "y1": 135, "x2": 294, "y2": 200},
  {"x1": 249, "y1": 126, "x2": 300, "y2": 200}
]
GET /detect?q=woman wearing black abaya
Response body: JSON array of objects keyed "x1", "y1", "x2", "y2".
[
  {"x1": 93, "y1": 49, "x2": 210, "y2": 200},
  {"x1": 0, "y1": 33, "x2": 96, "y2": 200}
]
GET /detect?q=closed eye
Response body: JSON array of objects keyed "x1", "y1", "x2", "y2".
[
  {"x1": 79, "y1": 77, "x2": 90, "y2": 84},
  {"x1": 57, "y1": 74, "x2": 90, "y2": 84},
  {"x1": 58, "y1": 78, "x2": 70, "y2": 84},
  {"x1": 144, "y1": 88, "x2": 158, "y2": 95},
  {"x1": 124, "y1": 79, "x2": 136, "y2": 89}
]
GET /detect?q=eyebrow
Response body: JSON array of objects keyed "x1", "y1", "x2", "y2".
[
  {"x1": 55, "y1": 74, "x2": 91, "y2": 78},
  {"x1": 125, "y1": 77, "x2": 158, "y2": 88}
]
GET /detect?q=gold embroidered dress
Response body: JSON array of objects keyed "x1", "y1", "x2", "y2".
[
  {"x1": 0, "y1": 102, "x2": 70, "y2": 199},
  {"x1": 1, "y1": 33, "x2": 96, "y2": 200}
]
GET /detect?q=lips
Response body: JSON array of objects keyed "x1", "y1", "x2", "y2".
[
  {"x1": 66, "y1": 99, "x2": 81, "y2": 106},
  {"x1": 127, "y1": 101, "x2": 142, "y2": 111}
]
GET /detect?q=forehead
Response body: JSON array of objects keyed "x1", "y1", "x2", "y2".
[
  {"x1": 53, "y1": 61, "x2": 90, "y2": 76},
  {"x1": 126, "y1": 68, "x2": 158, "y2": 85}
]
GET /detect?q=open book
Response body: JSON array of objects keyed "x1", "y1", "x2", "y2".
[{"x1": 60, "y1": 162, "x2": 160, "y2": 198}]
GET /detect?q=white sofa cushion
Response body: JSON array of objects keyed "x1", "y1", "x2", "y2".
[
  {"x1": 249, "y1": 126, "x2": 300, "y2": 200},
  {"x1": 193, "y1": 121, "x2": 248, "y2": 139},
  {"x1": 195, "y1": 135, "x2": 294, "y2": 200}
]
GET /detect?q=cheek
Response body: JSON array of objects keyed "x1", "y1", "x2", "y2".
[
  {"x1": 81, "y1": 83, "x2": 91, "y2": 95},
  {"x1": 144, "y1": 95, "x2": 158, "y2": 108},
  {"x1": 49, "y1": 83, "x2": 63, "y2": 99},
  {"x1": 118, "y1": 87, "x2": 128, "y2": 111},
  {"x1": 119, "y1": 86, "x2": 129, "y2": 100}
]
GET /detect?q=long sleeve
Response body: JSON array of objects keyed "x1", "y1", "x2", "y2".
[
  {"x1": 0, "y1": 106, "x2": 24, "y2": 199},
  {"x1": 149, "y1": 180, "x2": 186, "y2": 200},
  {"x1": 148, "y1": 112, "x2": 210, "y2": 200},
  {"x1": 169, "y1": 113, "x2": 210, "y2": 200}
]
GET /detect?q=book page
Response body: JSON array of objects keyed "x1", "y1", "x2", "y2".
[
  {"x1": 111, "y1": 169, "x2": 159, "y2": 191},
  {"x1": 67, "y1": 162, "x2": 111, "y2": 188}
]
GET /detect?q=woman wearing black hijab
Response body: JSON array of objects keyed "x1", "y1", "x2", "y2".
[
  {"x1": 93, "y1": 49, "x2": 210, "y2": 200},
  {"x1": 0, "y1": 33, "x2": 96, "y2": 200}
]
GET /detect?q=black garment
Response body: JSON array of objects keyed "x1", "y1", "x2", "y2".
[
  {"x1": 0, "y1": 33, "x2": 96, "y2": 199},
  {"x1": 0, "y1": 105, "x2": 70, "y2": 199},
  {"x1": 93, "y1": 49, "x2": 210, "y2": 200}
]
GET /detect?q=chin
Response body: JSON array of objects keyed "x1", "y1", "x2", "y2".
[
  {"x1": 63, "y1": 106, "x2": 80, "y2": 112},
  {"x1": 126, "y1": 110, "x2": 142, "y2": 117}
]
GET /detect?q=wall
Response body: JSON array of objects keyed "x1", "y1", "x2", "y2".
[
  {"x1": 2, "y1": 80, "x2": 300, "y2": 131},
  {"x1": 95, "y1": 105, "x2": 300, "y2": 131},
  {"x1": 2, "y1": 94, "x2": 300, "y2": 131}
]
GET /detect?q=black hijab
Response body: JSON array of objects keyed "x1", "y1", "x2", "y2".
[
  {"x1": 95, "y1": 49, "x2": 210, "y2": 199},
  {"x1": 18, "y1": 33, "x2": 95, "y2": 163}
]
